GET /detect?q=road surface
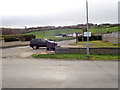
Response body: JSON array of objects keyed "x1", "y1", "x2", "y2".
[{"x1": 1, "y1": 45, "x2": 118, "y2": 88}]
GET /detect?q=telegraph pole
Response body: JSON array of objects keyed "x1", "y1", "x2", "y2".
[{"x1": 86, "y1": 0, "x2": 90, "y2": 55}]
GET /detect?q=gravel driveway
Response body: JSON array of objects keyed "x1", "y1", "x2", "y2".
[
  {"x1": 1, "y1": 39, "x2": 80, "y2": 59},
  {"x1": 2, "y1": 46, "x2": 47, "y2": 59}
]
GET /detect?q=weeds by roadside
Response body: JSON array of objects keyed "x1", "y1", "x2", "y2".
[{"x1": 32, "y1": 53, "x2": 119, "y2": 60}]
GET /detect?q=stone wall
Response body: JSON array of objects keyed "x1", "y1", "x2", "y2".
[
  {"x1": 0, "y1": 41, "x2": 29, "y2": 48},
  {"x1": 102, "y1": 32, "x2": 120, "y2": 44},
  {"x1": 55, "y1": 47, "x2": 120, "y2": 55}
]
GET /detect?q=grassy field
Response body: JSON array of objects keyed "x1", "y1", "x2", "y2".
[
  {"x1": 72, "y1": 41, "x2": 120, "y2": 47},
  {"x1": 89, "y1": 26, "x2": 119, "y2": 33},
  {"x1": 32, "y1": 53, "x2": 119, "y2": 60},
  {"x1": 26, "y1": 26, "x2": 119, "y2": 41},
  {"x1": 26, "y1": 29, "x2": 82, "y2": 41}
]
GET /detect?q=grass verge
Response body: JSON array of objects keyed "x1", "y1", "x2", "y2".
[
  {"x1": 32, "y1": 53, "x2": 119, "y2": 60},
  {"x1": 72, "y1": 41, "x2": 120, "y2": 47}
]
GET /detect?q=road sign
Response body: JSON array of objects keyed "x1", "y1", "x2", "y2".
[{"x1": 84, "y1": 32, "x2": 91, "y2": 37}]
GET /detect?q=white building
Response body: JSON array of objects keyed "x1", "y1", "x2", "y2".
[{"x1": 68, "y1": 33, "x2": 82, "y2": 37}]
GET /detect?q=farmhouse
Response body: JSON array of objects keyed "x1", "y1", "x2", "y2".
[{"x1": 67, "y1": 33, "x2": 82, "y2": 37}]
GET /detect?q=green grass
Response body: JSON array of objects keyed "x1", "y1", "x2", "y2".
[
  {"x1": 73, "y1": 41, "x2": 120, "y2": 47},
  {"x1": 26, "y1": 26, "x2": 119, "y2": 41},
  {"x1": 32, "y1": 53, "x2": 119, "y2": 60},
  {"x1": 26, "y1": 29, "x2": 82, "y2": 41},
  {"x1": 89, "y1": 26, "x2": 119, "y2": 34}
]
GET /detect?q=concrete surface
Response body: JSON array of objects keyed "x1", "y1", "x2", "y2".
[
  {"x1": 2, "y1": 58, "x2": 118, "y2": 88},
  {"x1": 57, "y1": 39, "x2": 84, "y2": 47},
  {"x1": 1, "y1": 46, "x2": 118, "y2": 88},
  {"x1": 55, "y1": 47, "x2": 120, "y2": 55},
  {"x1": 0, "y1": 39, "x2": 84, "y2": 48}
]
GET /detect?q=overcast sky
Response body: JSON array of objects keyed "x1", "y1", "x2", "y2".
[{"x1": 0, "y1": 0, "x2": 119, "y2": 28}]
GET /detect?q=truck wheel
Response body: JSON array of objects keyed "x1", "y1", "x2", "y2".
[{"x1": 32, "y1": 45, "x2": 39, "y2": 50}]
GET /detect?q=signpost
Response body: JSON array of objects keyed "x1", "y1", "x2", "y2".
[{"x1": 84, "y1": 32, "x2": 91, "y2": 37}]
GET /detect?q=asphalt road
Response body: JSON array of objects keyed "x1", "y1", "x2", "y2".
[{"x1": 1, "y1": 45, "x2": 118, "y2": 88}]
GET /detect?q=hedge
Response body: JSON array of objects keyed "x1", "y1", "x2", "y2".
[
  {"x1": 4, "y1": 37, "x2": 20, "y2": 42},
  {"x1": 3, "y1": 34, "x2": 36, "y2": 42},
  {"x1": 78, "y1": 35, "x2": 102, "y2": 41},
  {"x1": 19, "y1": 35, "x2": 36, "y2": 41}
]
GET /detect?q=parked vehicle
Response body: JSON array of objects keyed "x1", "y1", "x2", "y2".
[{"x1": 30, "y1": 38, "x2": 57, "y2": 50}]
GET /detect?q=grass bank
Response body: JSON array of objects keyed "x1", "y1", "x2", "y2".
[
  {"x1": 32, "y1": 53, "x2": 119, "y2": 60},
  {"x1": 72, "y1": 41, "x2": 120, "y2": 47}
]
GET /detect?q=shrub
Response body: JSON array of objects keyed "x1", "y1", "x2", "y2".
[
  {"x1": 78, "y1": 36, "x2": 92, "y2": 41},
  {"x1": 4, "y1": 37, "x2": 20, "y2": 42},
  {"x1": 19, "y1": 35, "x2": 36, "y2": 41},
  {"x1": 93, "y1": 35, "x2": 102, "y2": 40},
  {"x1": 78, "y1": 35, "x2": 102, "y2": 41},
  {"x1": 3, "y1": 34, "x2": 36, "y2": 42}
]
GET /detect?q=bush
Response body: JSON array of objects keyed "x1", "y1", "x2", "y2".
[
  {"x1": 4, "y1": 37, "x2": 20, "y2": 42},
  {"x1": 78, "y1": 35, "x2": 102, "y2": 41},
  {"x1": 3, "y1": 34, "x2": 36, "y2": 42},
  {"x1": 78, "y1": 36, "x2": 92, "y2": 41},
  {"x1": 77, "y1": 36, "x2": 83, "y2": 41},
  {"x1": 93, "y1": 35, "x2": 102, "y2": 40},
  {"x1": 19, "y1": 35, "x2": 36, "y2": 41}
]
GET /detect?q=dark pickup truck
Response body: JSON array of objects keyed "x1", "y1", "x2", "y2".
[{"x1": 30, "y1": 38, "x2": 57, "y2": 50}]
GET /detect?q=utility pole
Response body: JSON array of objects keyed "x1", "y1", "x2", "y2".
[
  {"x1": 86, "y1": 0, "x2": 90, "y2": 55},
  {"x1": 76, "y1": 33, "x2": 78, "y2": 44}
]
